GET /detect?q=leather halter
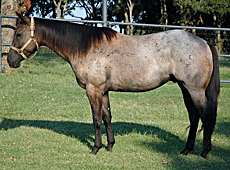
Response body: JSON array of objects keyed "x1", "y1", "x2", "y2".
[{"x1": 10, "y1": 17, "x2": 39, "y2": 61}]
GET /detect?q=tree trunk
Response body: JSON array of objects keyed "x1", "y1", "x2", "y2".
[
  {"x1": 128, "y1": 0, "x2": 134, "y2": 35},
  {"x1": 54, "y1": 0, "x2": 62, "y2": 18},
  {"x1": 124, "y1": 0, "x2": 134, "y2": 35},
  {"x1": 213, "y1": 14, "x2": 222, "y2": 53},
  {"x1": 124, "y1": 8, "x2": 130, "y2": 35},
  {"x1": 160, "y1": 0, "x2": 168, "y2": 25},
  {"x1": 53, "y1": 0, "x2": 68, "y2": 19},
  {"x1": 1, "y1": 0, "x2": 18, "y2": 73}
]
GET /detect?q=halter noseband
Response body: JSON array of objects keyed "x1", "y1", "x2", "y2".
[{"x1": 10, "y1": 17, "x2": 39, "y2": 61}]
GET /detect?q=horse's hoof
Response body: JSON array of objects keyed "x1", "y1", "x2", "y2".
[
  {"x1": 89, "y1": 146, "x2": 100, "y2": 155},
  {"x1": 200, "y1": 154, "x2": 207, "y2": 159},
  {"x1": 90, "y1": 144, "x2": 103, "y2": 155},
  {"x1": 200, "y1": 152, "x2": 207, "y2": 159},
  {"x1": 200, "y1": 148, "x2": 211, "y2": 159},
  {"x1": 89, "y1": 151, "x2": 97, "y2": 155},
  {"x1": 107, "y1": 148, "x2": 112, "y2": 152},
  {"x1": 107, "y1": 143, "x2": 114, "y2": 152},
  {"x1": 180, "y1": 148, "x2": 191, "y2": 155}
]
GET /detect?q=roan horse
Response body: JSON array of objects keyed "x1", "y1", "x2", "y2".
[{"x1": 8, "y1": 12, "x2": 220, "y2": 158}]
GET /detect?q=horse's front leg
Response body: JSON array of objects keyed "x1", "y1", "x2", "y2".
[
  {"x1": 102, "y1": 92, "x2": 115, "y2": 151},
  {"x1": 86, "y1": 85, "x2": 103, "y2": 155}
]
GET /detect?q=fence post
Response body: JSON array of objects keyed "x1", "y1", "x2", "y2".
[
  {"x1": 102, "y1": 0, "x2": 107, "y2": 27},
  {"x1": 0, "y1": 16, "x2": 2, "y2": 73}
]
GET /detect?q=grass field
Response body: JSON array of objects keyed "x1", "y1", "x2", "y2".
[{"x1": 0, "y1": 50, "x2": 230, "y2": 169}]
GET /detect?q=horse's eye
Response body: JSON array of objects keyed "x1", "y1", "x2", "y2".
[{"x1": 16, "y1": 33, "x2": 22, "y2": 37}]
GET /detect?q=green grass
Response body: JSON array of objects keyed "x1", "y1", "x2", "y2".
[{"x1": 0, "y1": 51, "x2": 230, "y2": 169}]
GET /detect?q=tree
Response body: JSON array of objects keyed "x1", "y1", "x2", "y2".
[
  {"x1": 76, "y1": 0, "x2": 103, "y2": 20},
  {"x1": 117, "y1": 0, "x2": 163, "y2": 35},
  {"x1": 18, "y1": 0, "x2": 32, "y2": 16},
  {"x1": 110, "y1": 0, "x2": 136, "y2": 35},
  {"x1": 53, "y1": 0, "x2": 77, "y2": 19},
  {"x1": 174, "y1": 0, "x2": 230, "y2": 27},
  {"x1": 174, "y1": 0, "x2": 230, "y2": 53},
  {"x1": 123, "y1": 0, "x2": 135, "y2": 35},
  {"x1": 1, "y1": 0, "x2": 19, "y2": 72},
  {"x1": 31, "y1": 1, "x2": 55, "y2": 18},
  {"x1": 160, "y1": 0, "x2": 168, "y2": 25},
  {"x1": 29, "y1": 0, "x2": 76, "y2": 19}
]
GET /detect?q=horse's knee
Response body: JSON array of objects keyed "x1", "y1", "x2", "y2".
[{"x1": 93, "y1": 116, "x2": 102, "y2": 127}]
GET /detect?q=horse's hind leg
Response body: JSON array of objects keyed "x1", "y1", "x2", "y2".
[
  {"x1": 189, "y1": 90, "x2": 216, "y2": 158},
  {"x1": 180, "y1": 84, "x2": 215, "y2": 158},
  {"x1": 179, "y1": 83, "x2": 200, "y2": 155},
  {"x1": 102, "y1": 92, "x2": 115, "y2": 151},
  {"x1": 200, "y1": 100, "x2": 217, "y2": 158}
]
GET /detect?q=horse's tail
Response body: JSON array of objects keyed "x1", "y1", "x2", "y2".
[
  {"x1": 206, "y1": 42, "x2": 220, "y2": 114},
  {"x1": 199, "y1": 42, "x2": 220, "y2": 158},
  {"x1": 204, "y1": 42, "x2": 220, "y2": 137}
]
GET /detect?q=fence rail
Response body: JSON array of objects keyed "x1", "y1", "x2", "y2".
[{"x1": 1, "y1": 15, "x2": 230, "y2": 83}]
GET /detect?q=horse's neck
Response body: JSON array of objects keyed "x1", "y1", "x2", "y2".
[
  {"x1": 36, "y1": 22, "x2": 71, "y2": 62},
  {"x1": 35, "y1": 18, "x2": 117, "y2": 63},
  {"x1": 41, "y1": 40, "x2": 68, "y2": 61}
]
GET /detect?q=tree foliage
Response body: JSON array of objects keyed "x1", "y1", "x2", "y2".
[
  {"x1": 26, "y1": 0, "x2": 76, "y2": 18},
  {"x1": 174, "y1": 0, "x2": 230, "y2": 28},
  {"x1": 25, "y1": 0, "x2": 230, "y2": 29}
]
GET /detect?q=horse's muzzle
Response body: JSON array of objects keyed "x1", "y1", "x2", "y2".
[{"x1": 7, "y1": 52, "x2": 22, "y2": 68}]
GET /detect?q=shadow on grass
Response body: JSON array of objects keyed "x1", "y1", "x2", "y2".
[
  {"x1": 215, "y1": 121, "x2": 230, "y2": 137},
  {"x1": 0, "y1": 118, "x2": 183, "y2": 151},
  {"x1": 0, "y1": 118, "x2": 229, "y2": 165}
]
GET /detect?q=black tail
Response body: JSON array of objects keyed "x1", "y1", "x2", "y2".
[
  {"x1": 200, "y1": 42, "x2": 220, "y2": 158},
  {"x1": 206, "y1": 42, "x2": 220, "y2": 116}
]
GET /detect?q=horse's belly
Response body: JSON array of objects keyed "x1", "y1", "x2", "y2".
[
  {"x1": 109, "y1": 60, "x2": 170, "y2": 92},
  {"x1": 110, "y1": 77, "x2": 169, "y2": 92}
]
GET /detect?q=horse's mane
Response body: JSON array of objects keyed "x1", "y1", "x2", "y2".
[{"x1": 35, "y1": 18, "x2": 117, "y2": 56}]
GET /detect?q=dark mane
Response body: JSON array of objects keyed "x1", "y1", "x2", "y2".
[{"x1": 35, "y1": 18, "x2": 117, "y2": 56}]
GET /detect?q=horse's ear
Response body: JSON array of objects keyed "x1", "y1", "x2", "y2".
[{"x1": 15, "y1": 11, "x2": 30, "y2": 24}]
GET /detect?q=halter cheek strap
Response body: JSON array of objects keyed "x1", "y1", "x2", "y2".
[{"x1": 10, "y1": 17, "x2": 39, "y2": 61}]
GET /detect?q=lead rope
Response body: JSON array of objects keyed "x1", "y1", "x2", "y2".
[{"x1": 10, "y1": 17, "x2": 39, "y2": 61}]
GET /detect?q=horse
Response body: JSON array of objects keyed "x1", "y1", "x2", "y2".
[{"x1": 8, "y1": 12, "x2": 220, "y2": 158}]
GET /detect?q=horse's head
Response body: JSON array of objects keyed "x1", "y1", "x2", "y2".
[{"x1": 7, "y1": 12, "x2": 39, "y2": 68}]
